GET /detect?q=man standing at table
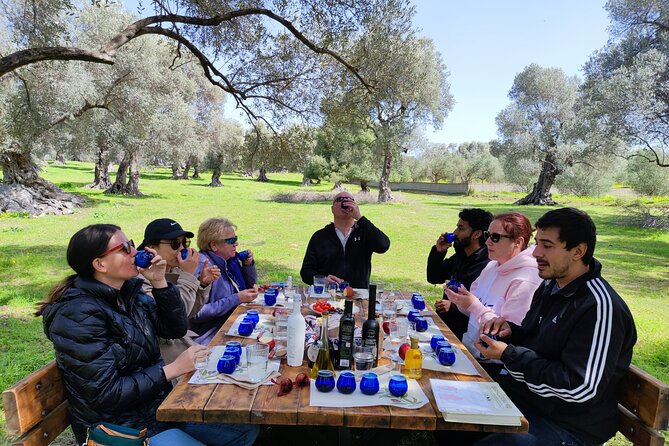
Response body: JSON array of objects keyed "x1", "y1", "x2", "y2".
[
  {"x1": 427, "y1": 208, "x2": 493, "y2": 339},
  {"x1": 300, "y1": 191, "x2": 390, "y2": 289},
  {"x1": 474, "y1": 207, "x2": 637, "y2": 446}
]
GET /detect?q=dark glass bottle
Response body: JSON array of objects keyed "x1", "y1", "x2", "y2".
[
  {"x1": 336, "y1": 300, "x2": 355, "y2": 369},
  {"x1": 361, "y1": 283, "x2": 379, "y2": 365}
]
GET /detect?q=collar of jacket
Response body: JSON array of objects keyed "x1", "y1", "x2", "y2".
[
  {"x1": 70, "y1": 276, "x2": 144, "y2": 306},
  {"x1": 544, "y1": 257, "x2": 602, "y2": 298}
]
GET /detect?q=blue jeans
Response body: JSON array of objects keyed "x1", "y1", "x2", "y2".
[
  {"x1": 151, "y1": 423, "x2": 259, "y2": 446},
  {"x1": 474, "y1": 411, "x2": 593, "y2": 446}
]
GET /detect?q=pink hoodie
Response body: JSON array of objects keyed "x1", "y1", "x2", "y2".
[{"x1": 461, "y1": 245, "x2": 542, "y2": 358}]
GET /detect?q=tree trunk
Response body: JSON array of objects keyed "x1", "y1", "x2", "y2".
[
  {"x1": 192, "y1": 164, "x2": 200, "y2": 179},
  {"x1": 332, "y1": 181, "x2": 342, "y2": 190},
  {"x1": 126, "y1": 151, "x2": 142, "y2": 195},
  {"x1": 105, "y1": 154, "x2": 130, "y2": 194},
  {"x1": 377, "y1": 149, "x2": 393, "y2": 202},
  {"x1": 515, "y1": 153, "x2": 559, "y2": 205},
  {"x1": 54, "y1": 150, "x2": 65, "y2": 164},
  {"x1": 180, "y1": 161, "x2": 191, "y2": 179},
  {"x1": 88, "y1": 144, "x2": 112, "y2": 190},
  {"x1": 301, "y1": 175, "x2": 314, "y2": 186},
  {"x1": 171, "y1": 163, "x2": 181, "y2": 179},
  {"x1": 360, "y1": 179, "x2": 369, "y2": 193},
  {"x1": 257, "y1": 167, "x2": 269, "y2": 182},
  {"x1": 0, "y1": 147, "x2": 85, "y2": 215},
  {"x1": 210, "y1": 166, "x2": 223, "y2": 187}
]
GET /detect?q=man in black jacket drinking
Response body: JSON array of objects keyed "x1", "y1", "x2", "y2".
[
  {"x1": 427, "y1": 208, "x2": 493, "y2": 339},
  {"x1": 301, "y1": 191, "x2": 390, "y2": 289}
]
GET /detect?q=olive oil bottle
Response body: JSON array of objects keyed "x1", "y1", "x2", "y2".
[{"x1": 403, "y1": 336, "x2": 422, "y2": 379}]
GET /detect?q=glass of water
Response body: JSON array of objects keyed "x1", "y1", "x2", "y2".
[
  {"x1": 353, "y1": 344, "x2": 375, "y2": 373},
  {"x1": 246, "y1": 343, "x2": 270, "y2": 383}
]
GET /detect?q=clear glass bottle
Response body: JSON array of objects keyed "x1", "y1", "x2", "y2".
[
  {"x1": 403, "y1": 336, "x2": 422, "y2": 379},
  {"x1": 310, "y1": 312, "x2": 335, "y2": 378}
]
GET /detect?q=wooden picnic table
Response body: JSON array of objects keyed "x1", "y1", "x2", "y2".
[{"x1": 156, "y1": 288, "x2": 529, "y2": 436}]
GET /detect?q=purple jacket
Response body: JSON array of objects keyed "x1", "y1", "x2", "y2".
[{"x1": 189, "y1": 251, "x2": 257, "y2": 345}]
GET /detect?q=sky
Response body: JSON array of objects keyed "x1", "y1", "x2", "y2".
[
  {"x1": 121, "y1": 0, "x2": 612, "y2": 146},
  {"x1": 413, "y1": 1, "x2": 611, "y2": 145}
]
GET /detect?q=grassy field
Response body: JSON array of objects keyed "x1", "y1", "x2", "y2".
[{"x1": 1, "y1": 161, "x2": 668, "y2": 444}]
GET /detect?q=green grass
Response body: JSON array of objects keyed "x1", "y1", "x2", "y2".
[{"x1": 1, "y1": 161, "x2": 668, "y2": 444}]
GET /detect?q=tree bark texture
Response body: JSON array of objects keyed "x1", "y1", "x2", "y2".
[
  {"x1": 332, "y1": 181, "x2": 342, "y2": 190},
  {"x1": 257, "y1": 168, "x2": 269, "y2": 182},
  {"x1": 171, "y1": 163, "x2": 181, "y2": 179},
  {"x1": 126, "y1": 151, "x2": 142, "y2": 195},
  {"x1": 0, "y1": 148, "x2": 84, "y2": 215},
  {"x1": 210, "y1": 166, "x2": 223, "y2": 187},
  {"x1": 360, "y1": 179, "x2": 369, "y2": 192},
  {"x1": 180, "y1": 161, "x2": 191, "y2": 179},
  {"x1": 105, "y1": 154, "x2": 129, "y2": 194},
  {"x1": 377, "y1": 149, "x2": 393, "y2": 202},
  {"x1": 515, "y1": 153, "x2": 559, "y2": 206},
  {"x1": 88, "y1": 145, "x2": 112, "y2": 190},
  {"x1": 192, "y1": 164, "x2": 200, "y2": 179}
]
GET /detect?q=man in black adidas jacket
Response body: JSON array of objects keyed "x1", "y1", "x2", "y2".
[
  {"x1": 300, "y1": 191, "x2": 390, "y2": 289},
  {"x1": 475, "y1": 208, "x2": 637, "y2": 446}
]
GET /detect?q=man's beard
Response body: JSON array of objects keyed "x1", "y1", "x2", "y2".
[{"x1": 454, "y1": 234, "x2": 472, "y2": 250}]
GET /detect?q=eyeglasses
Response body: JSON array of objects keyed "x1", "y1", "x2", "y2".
[
  {"x1": 223, "y1": 236, "x2": 238, "y2": 245},
  {"x1": 159, "y1": 239, "x2": 191, "y2": 250},
  {"x1": 100, "y1": 240, "x2": 135, "y2": 257},
  {"x1": 333, "y1": 196, "x2": 354, "y2": 203},
  {"x1": 484, "y1": 231, "x2": 514, "y2": 243}
]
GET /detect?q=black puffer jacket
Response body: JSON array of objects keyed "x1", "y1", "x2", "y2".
[{"x1": 42, "y1": 276, "x2": 187, "y2": 443}]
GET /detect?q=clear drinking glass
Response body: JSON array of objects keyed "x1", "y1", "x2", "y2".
[
  {"x1": 246, "y1": 343, "x2": 270, "y2": 382},
  {"x1": 274, "y1": 308, "x2": 290, "y2": 341},
  {"x1": 313, "y1": 275, "x2": 326, "y2": 295},
  {"x1": 194, "y1": 349, "x2": 210, "y2": 374},
  {"x1": 353, "y1": 344, "x2": 375, "y2": 373}
]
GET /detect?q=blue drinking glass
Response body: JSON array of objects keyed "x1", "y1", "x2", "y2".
[
  {"x1": 217, "y1": 354, "x2": 236, "y2": 374},
  {"x1": 438, "y1": 346, "x2": 456, "y2": 366},
  {"x1": 224, "y1": 346, "x2": 242, "y2": 366},
  {"x1": 435, "y1": 340, "x2": 451, "y2": 355},
  {"x1": 444, "y1": 232, "x2": 455, "y2": 243},
  {"x1": 315, "y1": 370, "x2": 335, "y2": 393},
  {"x1": 338, "y1": 281, "x2": 349, "y2": 291},
  {"x1": 238, "y1": 250, "x2": 250, "y2": 261},
  {"x1": 336, "y1": 371, "x2": 356, "y2": 394},
  {"x1": 226, "y1": 341, "x2": 242, "y2": 351},
  {"x1": 246, "y1": 310, "x2": 260, "y2": 326},
  {"x1": 388, "y1": 374, "x2": 409, "y2": 397},
  {"x1": 446, "y1": 279, "x2": 461, "y2": 293},
  {"x1": 264, "y1": 289, "x2": 277, "y2": 306},
  {"x1": 180, "y1": 248, "x2": 188, "y2": 260},
  {"x1": 360, "y1": 373, "x2": 380, "y2": 395},
  {"x1": 414, "y1": 316, "x2": 428, "y2": 332},
  {"x1": 242, "y1": 317, "x2": 256, "y2": 330},
  {"x1": 134, "y1": 250, "x2": 153, "y2": 268},
  {"x1": 413, "y1": 296, "x2": 426, "y2": 311},
  {"x1": 407, "y1": 310, "x2": 420, "y2": 322},
  {"x1": 430, "y1": 335, "x2": 446, "y2": 350},
  {"x1": 238, "y1": 320, "x2": 254, "y2": 337},
  {"x1": 410, "y1": 293, "x2": 422, "y2": 308}
]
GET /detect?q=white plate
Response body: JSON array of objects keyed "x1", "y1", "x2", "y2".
[{"x1": 309, "y1": 301, "x2": 360, "y2": 315}]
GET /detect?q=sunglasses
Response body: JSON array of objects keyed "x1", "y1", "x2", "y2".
[
  {"x1": 333, "y1": 196, "x2": 354, "y2": 203},
  {"x1": 223, "y1": 236, "x2": 238, "y2": 245},
  {"x1": 159, "y1": 239, "x2": 191, "y2": 250},
  {"x1": 100, "y1": 240, "x2": 135, "y2": 257},
  {"x1": 484, "y1": 231, "x2": 514, "y2": 243}
]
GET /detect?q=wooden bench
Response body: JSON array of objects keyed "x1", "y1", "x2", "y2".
[
  {"x1": 3, "y1": 361, "x2": 70, "y2": 446},
  {"x1": 618, "y1": 365, "x2": 669, "y2": 446},
  {"x1": 3, "y1": 361, "x2": 668, "y2": 445}
]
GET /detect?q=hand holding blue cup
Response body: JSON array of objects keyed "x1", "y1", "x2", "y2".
[
  {"x1": 134, "y1": 250, "x2": 154, "y2": 268},
  {"x1": 446, "y1": 279, "x2": 462, "y2": 293}
]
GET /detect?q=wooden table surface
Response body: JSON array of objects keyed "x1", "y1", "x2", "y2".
[{"x1": 157, "y1": 289, "x2": 529, "y2": 434}]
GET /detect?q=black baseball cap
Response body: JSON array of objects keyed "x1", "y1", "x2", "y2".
[{"x1": 138, "y1": 218, "x2": 194, "y2": 249}]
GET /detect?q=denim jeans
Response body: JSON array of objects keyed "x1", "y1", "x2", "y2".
[
  {"x1": 151, "y1": 423, "x2": 259, "y2": 446},
  {"x1": 474, "y1": 410, "x2": 594, "y2": 446}
]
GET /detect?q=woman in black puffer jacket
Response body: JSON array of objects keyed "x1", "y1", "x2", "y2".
[{"x1": 39, "y1": 224, "x2": 258, "y2": 446}]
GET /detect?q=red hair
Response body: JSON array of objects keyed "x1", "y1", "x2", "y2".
[{"x1": 494, "y1": 212, "x2": 533, "y2": 250}]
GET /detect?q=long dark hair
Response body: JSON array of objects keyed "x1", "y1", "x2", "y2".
[{"x1": 36, "y1": 224, "x2": 121, "y2": 316}]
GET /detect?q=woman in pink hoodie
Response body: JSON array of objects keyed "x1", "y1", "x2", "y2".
[{"x1": 445, "y1": 212, "x2": 542, "y2": 369}]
